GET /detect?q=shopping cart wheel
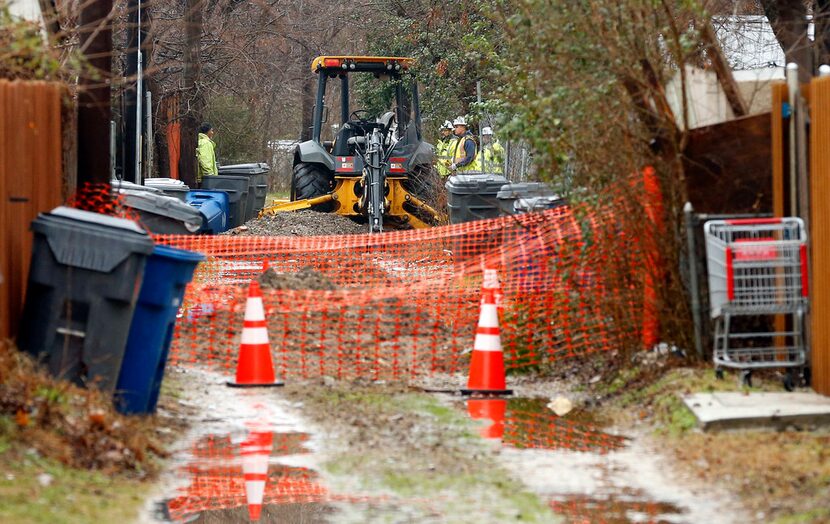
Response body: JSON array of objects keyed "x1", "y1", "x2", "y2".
[
  {"x1": 715, "y1": 368, "x2": 724, "y2": 380},
  {"x1": 782, "y1": 370, "x2": 798, "y2": 392},
  {"x1": 740, "y1": 370, "x2": 752, "y2": 388}
]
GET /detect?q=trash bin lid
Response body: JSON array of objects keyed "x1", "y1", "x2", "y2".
[
  {"x1": 145, "y1": 178, "x2": 186, "y2": 186},
  {"x1": 514, "y1": 195, "x2": 567, "y2": 212},
  {"x1": 144, "y1": 178, "x2": 190, "y2": 191},
  {"x1": 32, "y1": 206, "x2": 154, "y2": 272},
  {"x1": 497, "y1": 182, "x2": 556, "y2": 200},
  {"x1": 445, "y1": 173, "x2": 510, "y2": 195},
  {"x1": 218, "y1": 163, "x2": 270, "y2": 175},
  {"x1": 111, "y1": 179, "x2": 162, "y2": 194},
  {"x1": 186, "y1": 189, "x2": 230, "y2": 204},
  {"x1": 50, "y1": 206, "x2": 147, "y2": 234},
  {"x1": 119, "y1": 189, "x2": 204, "y2": 232},
  {"x1": 152, "y1": 244, "x2": 205, "y2": 263}
]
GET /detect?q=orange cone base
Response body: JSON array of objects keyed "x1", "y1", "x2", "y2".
[{"x1": 227, "y1": 380, "x2": 284, "y2": 388}]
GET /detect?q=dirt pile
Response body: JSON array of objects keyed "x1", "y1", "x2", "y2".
[
  {"x1": 226, "y1": 210, "x2": 368, "y2": 236},
  {"x1": 0, "y1": 340, "x2": 168, "y2": 475},
  {"x1": 258, "y1": 266, "x2": 337, "y2": 291}
]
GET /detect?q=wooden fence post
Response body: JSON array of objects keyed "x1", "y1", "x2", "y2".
[{"x1": 809, "y1": 76, "x2": 830, "y2": 395}]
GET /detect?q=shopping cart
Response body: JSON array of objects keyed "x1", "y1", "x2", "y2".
[{"x1": 704, "y1": 218, "x2": 809, "y2": 389}]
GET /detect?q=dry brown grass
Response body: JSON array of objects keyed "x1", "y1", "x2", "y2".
[
  {"x1": 672, "y1": 431, "x2": 830, "y2": 523},
  {"x1": 0, "y1": 339, "x2": 167, "y2": 476}
]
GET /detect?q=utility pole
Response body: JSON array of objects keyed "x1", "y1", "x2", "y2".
[
  {"x1": 179, "y1": 0, "x2": 203, "y2": 188},
  {"x1": 123, "y1": 0, "x2": 147, "y2": 183},
  {"x1": 77, "y1": 0, "x2": 113, "y2": 186}
]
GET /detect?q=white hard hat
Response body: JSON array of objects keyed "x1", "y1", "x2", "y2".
[
  {"x1": 452, "y1": 116, "x2": 468, "y2": 127},
  {"x1": 442, "y1": 120, "x2": 453, "y2": 130},
  {"x1": 482, "y1": 126, "x2": 493, "y2": 135}
]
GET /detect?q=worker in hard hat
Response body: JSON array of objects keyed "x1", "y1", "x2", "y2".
[
  {"x1": 477, "y1": 126, "x2": 505, "y2": 174},
  {"x1": 450, "y1": 116, "x2": 478, "y2": 173},
  {"x1": 435, "y1": 120, "x2": 456, "y2": 177}
]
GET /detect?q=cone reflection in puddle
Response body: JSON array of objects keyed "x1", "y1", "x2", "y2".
[
  {"x1": 165, "y1": 427, "x2": 330, "y2": 523},
  {"x1": 466, "y1": 398, "x2": 506, "y2": 439}
]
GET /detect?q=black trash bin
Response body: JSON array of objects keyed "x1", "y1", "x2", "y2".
[
  {"x1": 18, "y1": 207, "x2": 154, "y2": 393},
  {"x1": 218, "y1": 163, "x2": 270, "y2": 221},
  {"x1": 445, "y1": 173, "x2": 509, "y2": 224},
  {"x1": 200, "y1": 175, "x2": 249, "y2": 228}
]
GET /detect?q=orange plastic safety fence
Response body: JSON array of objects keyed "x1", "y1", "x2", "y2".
[
  {"x1": 66, "y1": 182, "x2": 144, "y2": 226},
  {"x1": 159, "y1": 198, "x2": 657, "y2": 380}
]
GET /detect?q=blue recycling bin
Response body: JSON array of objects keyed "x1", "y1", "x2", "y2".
[
  {"x1": 186, "y1": 190, "x2": 229, "y2": 234},
  {"x1": 115, "y1": 245, "x2": 204, "y2": 414}
]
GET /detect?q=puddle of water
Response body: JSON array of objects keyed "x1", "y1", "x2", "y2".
[
  {"x1": 462, "y1": 397, "x2": 737, "y2": 523},
  {"x1": 550, "y1": 495, "x2": 684, "y2": 524},
  {"x1": 465, "y1": 397, "x2": 627, "y2": 454},
  {"x1": 150, "y1": 368, "x2": 334, "y2": 523},
  {"x1": 162, "y1": 426, "x2": 331, "y2": 523}
]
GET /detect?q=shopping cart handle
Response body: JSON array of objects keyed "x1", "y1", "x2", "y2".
[{"x1": 725, "y1": 218, "x2": 783, "y2": 225}]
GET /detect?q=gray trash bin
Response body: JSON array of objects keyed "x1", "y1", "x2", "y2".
[
  {"x1": 496, "y1": 182, "x2": 564, "y2": 214},
  {"x1": 445, "y1": 173, "x2": 509, "y2": 224},
  {"x1": 118, "y1": 188, "x2": 204, "y2": 235},
  {"x1": 144, "y1": 178, "x2": 190, "y2": 201},
  {"x1": 200, "y1": 175, "x2": 249, "y2": 228},
  {"x1": 18, "y1": 207, "x2": 154, "y2": 393},
  {"x1": 218, "y1": 163, "x2": 270, "y2": 221}
]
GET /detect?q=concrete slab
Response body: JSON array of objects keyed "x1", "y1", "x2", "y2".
[{"x1": 683, "y1": 392, "x2": 830, "y2": 431}]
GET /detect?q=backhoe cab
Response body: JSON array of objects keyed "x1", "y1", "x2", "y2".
[{"x1": 263, "y1": 56, "x2": 442, "y2": 232}]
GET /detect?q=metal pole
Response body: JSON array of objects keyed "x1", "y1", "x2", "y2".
[
  {"x1": 312, "y1": 74, "x2": 326, "y2": 142},
  {"x1": 786, "y1": 62, "x2": 798, "y2": 217},
  {"x1": 145, "y1": 91, "x2": 153, "y2": 179},
  {"x1": 135, "y1": 0, "x2": 143, "y2": 184},
  {"x1": 340, "y1": 75, "x2": 349, "y2": 124},
  {"x1": 476, "y1": 81, "x2": 485, "y2": 173},
  {"x1": 110, "y1": 121, "x2": 116, "y2": 180},
  {"x1": 684, "y1": 202, "x2": 704, "y2": 359}
]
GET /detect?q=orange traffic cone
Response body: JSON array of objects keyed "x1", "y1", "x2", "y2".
[
  {"x1": 467, "y1": 398, "x2": 507, "y2": 439},
  {"x1": 481, "y1": 266, "x2": 505, "y2": 314},
  {"x1": 240, "y1": 429, "x2": 273, "y2": 522},
  {"x1": 227, "y1": 280, "x2": 284, "y2": 387},
  {"x1": 462, "y1": 270, "x2": 512, "y2": 396}
]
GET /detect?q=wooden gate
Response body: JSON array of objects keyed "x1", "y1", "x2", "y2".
[{"x1": 0, "y1": 80, "x2": 65, "y2": 341}]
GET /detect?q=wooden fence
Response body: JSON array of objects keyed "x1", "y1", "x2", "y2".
[
  {"x1": 0, "y1": 80, "x2": 65, "y2": 341},
  {"x1": 809, "y1": 77, "x2": 830, "y2": 396}
]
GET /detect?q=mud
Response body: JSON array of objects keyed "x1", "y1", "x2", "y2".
[
  {"x1": 258, "y1": 267, "x2": 337, "y2": 291},
  {"x1": 226, "y1": 210, "x2": 367, "y2": 237}
]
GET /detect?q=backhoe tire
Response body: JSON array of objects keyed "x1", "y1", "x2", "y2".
[{"x1": 292, "y1": 162, "x2": 333, "y2": 211}]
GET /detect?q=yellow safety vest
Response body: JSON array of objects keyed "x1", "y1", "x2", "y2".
[
  {"x1": 477, "y1": 141, "x2": 505, "y2": 174},
  {"x1": 453, "y1": 135, "x2": 478, "y2": 172},
  {"x1": 435, "y1": 137, "x2": 456, "y2": 177}
]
